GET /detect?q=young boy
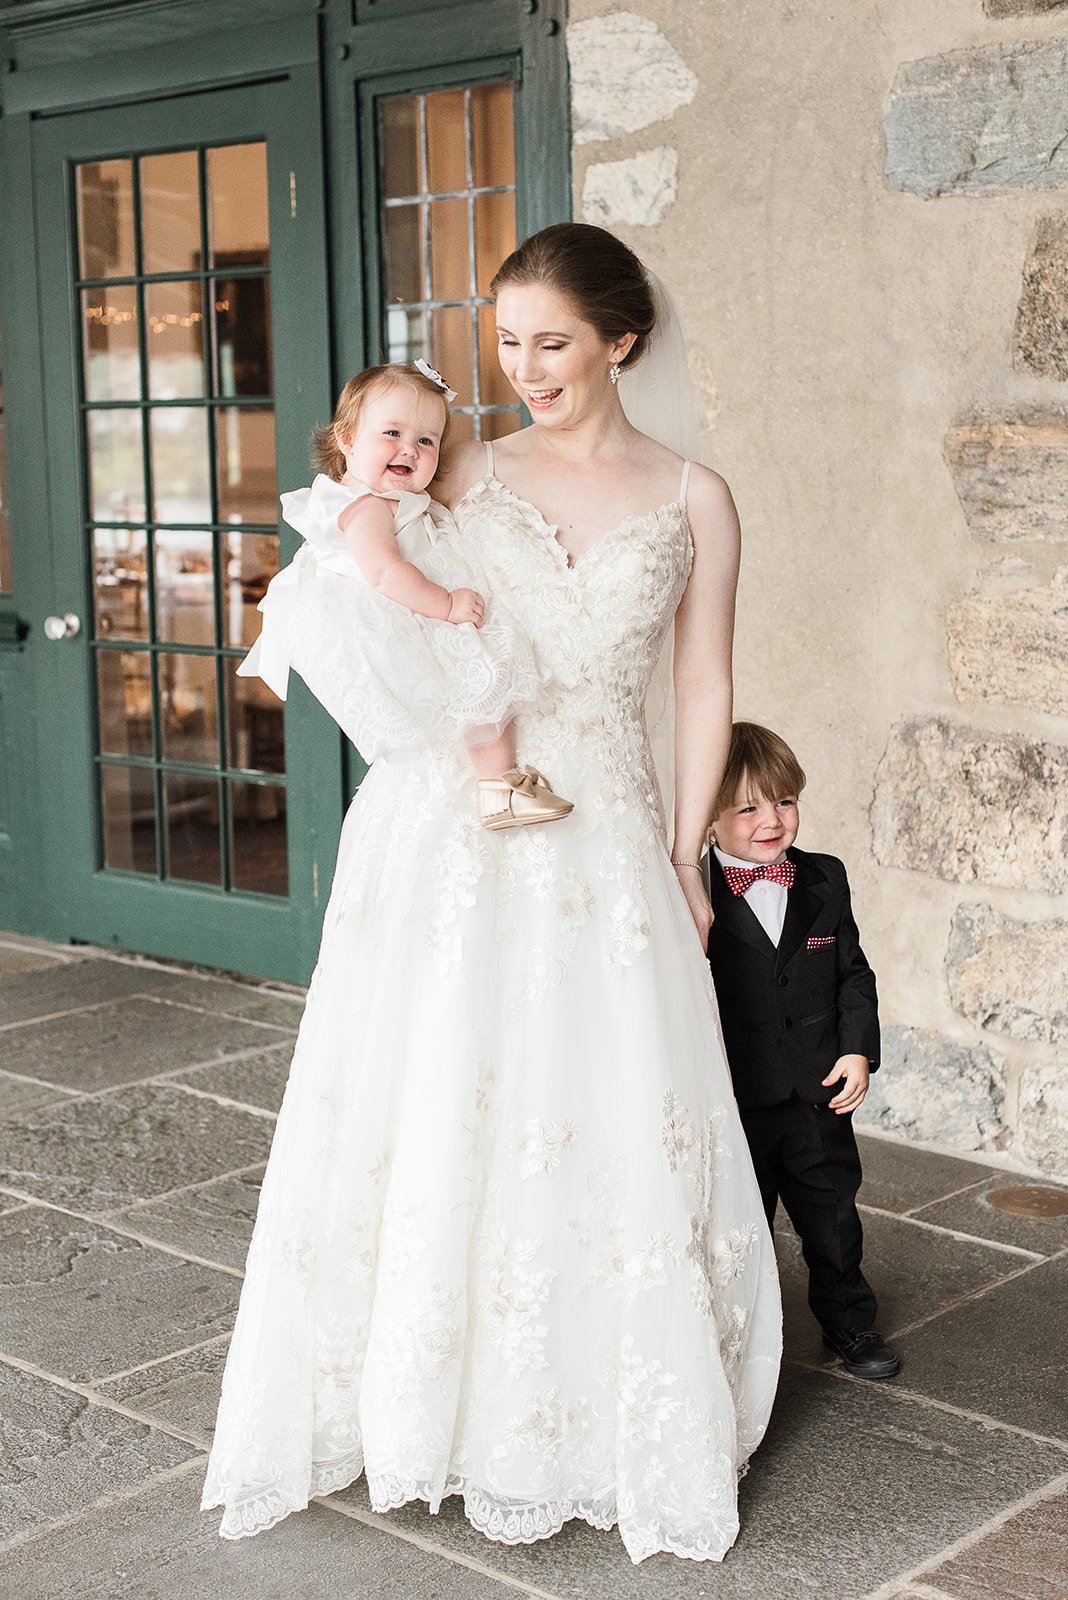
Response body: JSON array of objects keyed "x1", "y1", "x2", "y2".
[{"x1": 704, "y1": 721, "x2": 899, "y2": 1379}]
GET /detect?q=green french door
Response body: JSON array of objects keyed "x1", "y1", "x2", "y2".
[{"x1": 32, "y1": 79, "x2": 341, "y2": 982}]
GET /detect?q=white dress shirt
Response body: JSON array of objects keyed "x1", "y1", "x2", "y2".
[{"x1": 713, "y1": 846, "x2": 789, "y2": 947}]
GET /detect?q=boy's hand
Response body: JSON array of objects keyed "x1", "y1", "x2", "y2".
[
  {"x1": 823, "y1": 1054, "x2": 869, "y2": 1115},
  {"x1": 447, "y1": 588, "x2": 485, "y2": 627}
]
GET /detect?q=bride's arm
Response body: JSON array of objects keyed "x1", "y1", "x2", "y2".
[{"x1": 671, "y1": 465, "x2": 741, "y2": 943}]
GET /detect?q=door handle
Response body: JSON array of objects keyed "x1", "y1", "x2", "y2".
[{"x1": 44, "y1": 612, "x2": 81, "y2": 640}]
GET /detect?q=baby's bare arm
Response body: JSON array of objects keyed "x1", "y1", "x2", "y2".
[{"x1": 339, "y1": 494, "x2": 474, "y2": 623}]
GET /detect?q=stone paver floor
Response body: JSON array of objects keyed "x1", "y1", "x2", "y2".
[{"x1": 1, "y1": 932, "x2": 1066, "y2": 1599}]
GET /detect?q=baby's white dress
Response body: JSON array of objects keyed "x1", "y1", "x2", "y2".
[{"x1": 239, "y1": 473, "x2": 546, "y2": 757}]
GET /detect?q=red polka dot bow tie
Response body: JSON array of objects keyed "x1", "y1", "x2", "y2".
[{"x1": 722, "y1": 860, "x2": 796, "y2": 896}]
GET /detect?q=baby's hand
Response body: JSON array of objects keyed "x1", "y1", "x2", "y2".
[
  {"x1": 823, "y1": 1053, "x2": 869, "y2": 1115},
  {"x1": 447, "y1": 588, "x2": 485, "y2": 627}
]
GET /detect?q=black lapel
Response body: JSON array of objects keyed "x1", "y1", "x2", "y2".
[
  {"x1": 709, "y1": 854, "x2": 777, "y2": 960},
  {"x1": 775, "y1": 849, "x2": 831, "y2": 971}
]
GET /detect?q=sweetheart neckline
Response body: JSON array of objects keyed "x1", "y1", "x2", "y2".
[{"x1": 457, "y1": 473, "x2": 689, "y2": 571}]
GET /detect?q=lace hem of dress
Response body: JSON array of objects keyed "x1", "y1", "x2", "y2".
[{"x1": 209, "y1": 1456, "x2": 744, "y2": 1564}]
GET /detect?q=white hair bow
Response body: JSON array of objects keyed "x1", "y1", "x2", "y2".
[{"x1": 413, "y1": 358, "x2": 458, "y2": 403}]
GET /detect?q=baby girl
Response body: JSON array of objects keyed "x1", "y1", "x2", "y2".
[{"x1": 240, "y1": 361, "x2": 571, "y2": 829}]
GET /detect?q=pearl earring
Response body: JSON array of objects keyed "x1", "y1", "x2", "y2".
[{"x1": 609, "y1": 363, "x2": 621, "y2": 386}]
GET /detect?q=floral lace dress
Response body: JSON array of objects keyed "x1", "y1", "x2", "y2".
[{"x1": 201, "y1": 445, "x2": 782, "y2": 1565}]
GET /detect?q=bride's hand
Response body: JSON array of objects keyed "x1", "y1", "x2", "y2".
[{"x1": 673, "y1": 863, "x2": 713, "y2": 948}]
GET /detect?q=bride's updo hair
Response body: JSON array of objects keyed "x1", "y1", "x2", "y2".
[{"x1": 490, "y1": 223, "x2": 656, "y2": 370}]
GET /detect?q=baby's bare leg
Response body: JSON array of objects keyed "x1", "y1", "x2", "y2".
[{"x1": 467, "y1": 724, "x2": 515, "y2": 780}]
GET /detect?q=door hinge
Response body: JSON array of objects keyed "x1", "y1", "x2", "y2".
[{"x1": 290, "y1": 170, "x2": 297, "y2": 218}]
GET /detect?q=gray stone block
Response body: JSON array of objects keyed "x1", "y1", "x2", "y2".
[
  {"x1": 856, "y1": 1134, "x2": 997, "y2": 1215},
  {"x1": 896, "y1": 1251, "x2": 1068, "y2": 1440},
  {"x1": 948, "y1": 902, "x2": 1068, "y2": 1044},
  {"x1": 1015, "y1": 215, "x2": 1068, "y2": 380},
  {"x1": 0, "y1": 1083, "x2": 273, "y2": 1214},
  {"x1": 856, "y1": 1026, "x2": 1006, "y2": 1152},
  {"x1": 986, "y1": 0, "x2": 1068, "y2": 13},
  {"x1": 0, "y1": 995, "x2": 284, "y2": 1093},
  {"x1": 945, "y1": 415, "x2": 1068, "y2": 544},
  {"x1": 112, "y1": 1167, "x2": 265, "y2": 1272},
  {"x1": 94, "y1": 1338, "x2": 230, "y2": 1446},
  {"x1": 171, "y1": 1042, "x2": 293, "y2": 1115},
  {"x1": 871, "y1": 718, "x2": 1068, "y2": 892},
  {"x1": 0, "y1": 1207, "x2": 239, "y2": 1384},
  {"x1": 1, "y1": 1462, "x2": 516, "y2": 1600},
  {"x1": 885, "y1": 41, "x2": 1068, "y2": 197},
  {"x1": 947, "y1": 576, "x2": 1068, "y2": 718},
  {"x1": 921, "y1": 1481, "x2": 1068, "y2": 1600},
  {"x1": 913, "y1": 1173, "x2": 1068, "y2": 1256},
  {"x1": 0, "y1": 1363, "x2": 196, "y2": 1543},
  {"x1": 1017, "y1": 1058, "x2": 1068, "y2": 1178},
  {"x1": 568, "y1": 12, "x2": 696, "y2": 145},
  {"x1": 581, "y1": 148, "x2": 678, "y2": 228}
]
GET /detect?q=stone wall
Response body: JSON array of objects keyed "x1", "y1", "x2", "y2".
[{"x1": 566, "y1": 1, "x2": 1068, "y2": 1178}]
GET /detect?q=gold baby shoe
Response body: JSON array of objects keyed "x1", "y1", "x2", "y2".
[{"x1": 477, "y1": 766, "x2": 574, "y2": 831}]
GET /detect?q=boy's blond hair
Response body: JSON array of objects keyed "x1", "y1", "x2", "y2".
[
  {"x1": 712, "y1": 721, "x2": 807, "y2": 819},
  {"x1": 311, "y1": 364, "x2": 451, "y2": 481}
]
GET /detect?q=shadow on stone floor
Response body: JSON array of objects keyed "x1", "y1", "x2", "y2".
[{"x1": 1, "y1": 940, "x2": 1066, "y2": 1599}]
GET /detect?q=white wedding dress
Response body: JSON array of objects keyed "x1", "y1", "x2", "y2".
[{"x1": 202, "y1": 445, "x2": 782, "y2": 1565}]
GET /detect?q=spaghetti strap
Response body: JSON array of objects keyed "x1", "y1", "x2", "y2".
[
  {"x1": 484, "y1": 439, "x2": 495, "y2": 477},
  {"x1": 678, "y1": 458, "x2": 692, "y2": 506}
]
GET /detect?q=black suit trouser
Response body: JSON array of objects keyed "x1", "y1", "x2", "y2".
[{"x1": 739, "y1": 1093, "x2": 877, "y2": 1333}]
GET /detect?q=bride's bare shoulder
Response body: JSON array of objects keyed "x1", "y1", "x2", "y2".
[
  {"x1": 433, "y1": 439, "x2": 490, "y2": 509},
  {"x1": 685, "y1": 461, "x2": 736, "y2": 518}
]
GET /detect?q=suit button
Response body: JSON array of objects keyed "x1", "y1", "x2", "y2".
[
  {"x1": 778, "y1": 974, "x2": 789, "y2": 988},
  {"x1": 783, "y1": 1016, "x2": 793, "y2": 1031}
]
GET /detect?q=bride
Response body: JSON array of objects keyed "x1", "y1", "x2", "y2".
[{"x1": 202, "y1": 222, "x2": 781, "y2": 1565}]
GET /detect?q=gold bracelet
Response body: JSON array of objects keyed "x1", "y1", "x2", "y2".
[{"x1": 670, "y1": 858, "x2": 701, "y2": 869}]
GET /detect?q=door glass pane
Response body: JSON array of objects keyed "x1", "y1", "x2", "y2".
[
  {"x1": 87, "y1": 409, "x2": 146, "y2": 523},
  {"x1": 386, "y1": 307, "x2": 428, "y2": 366},
  {"x1": 378, "y1": 83, "x2": 519, "y2": 440},
  {"x1": 384, "y1": 204, "x2": 424, "y2": 306},
  {"x1": 159, "y1": 652, "x2": 218, "y2": 765},
  {"x1": 474, "y1": 191, "x2": 515, "y2": 296},
  {"x1": 149, "y1": 408, "x2": 212, "y2": 523},
  {"x1": 207, "y1": 144, "x2": 269, "y2": 269},
  {"x1": 81, "y1": 286, "x2": 140, "y2": 402},
  {"x1": 76, "y1": 138, "x2": 282, "y2": 895},
  {"x1": 215, "y1": 407, "x2": 276, "y2": 525},
  {"x1": 230, "y1": 779, "x2": 288, "y2": 896},
  {"x1": 227, "y1": 670, "x2": 285, "y2": 774},
  {"x1": 223, "y1": 531, "x2": 279, "y2": 648},
  {"x1": 381, "y1": 95, "x2": 420, "y2": 198},
  {"x1": 432, "y1": 307, "x2": 473, "y2": 405},
  {"x1": 93, "y1": 527, "x2": 148, "y2": 641},
  {"x1": 100, "y1": 764, "x2": 157, "y2": 873},
  {"x1": 471, "y1": 82, "x2": 514, "y2": 188},
  {"x1": 76, "y1": 160, "x2": 136, "y2": 280},
  {"x1": 145, "y1": 279, "x2": 206, "y2": 400},
  {"x1": 425, "y1": 90, "x2": 466, "y2": 192},
  {"x1": 428, "y1": 198, "x2": 470, "y2": 302},
  {"x1": 213, "y1": 277, "x2": 272, "y2": 397},
  {"x1": 154, "y1": 530, "x2": 215, "y2": 646},
  {"x1": 97, "y1": 649, "x2": 153, "y2": 757},
  {"x1": 141, "y1": 150, "x2": 201, "y2": 276},
  {"x1": 165, "y1": 772, "x2": 222, "y2": 884}
]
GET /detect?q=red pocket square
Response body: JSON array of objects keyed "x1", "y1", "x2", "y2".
[{"x1": 807, "y1": 935, "x2": 836, "y2": 948}]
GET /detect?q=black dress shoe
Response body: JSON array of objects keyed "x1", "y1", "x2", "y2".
[{"x1": 822, "y1": 1327, "x2": 900, "y2": 1379}]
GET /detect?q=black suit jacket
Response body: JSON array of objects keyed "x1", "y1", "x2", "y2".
[{"x1": 705, "y1": 846, "x2": 880, "y2": 1109}]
